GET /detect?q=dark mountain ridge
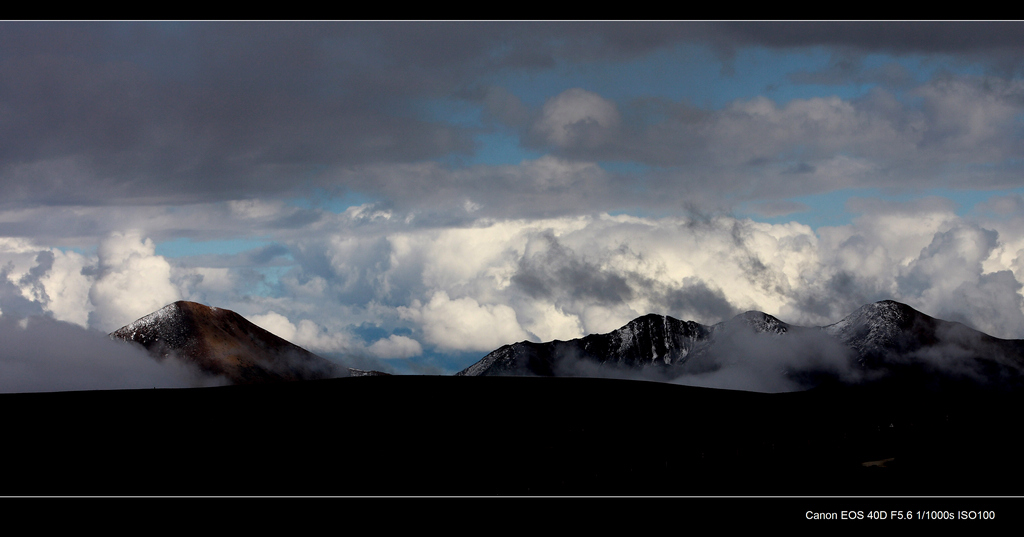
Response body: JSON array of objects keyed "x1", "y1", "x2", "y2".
[
  {"x1": 107, "y1": 299, "x2": 1024, "y2": 391},
  {"x1": 457, "y1": 313, "x2": 711, "y2": 377},
  {"x1": 459, "y1": 300, "x2": 1024, "y2": 391}
]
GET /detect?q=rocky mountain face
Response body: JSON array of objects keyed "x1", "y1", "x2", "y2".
[
  {"x1": 457, "y1": 313, "x2": 711, "y2": 377},
  {"x1": 109, "y1": 299, "x2": 1024, "y2": 391},
  {"x1": 458, "y1": 300, "x2": 1024, "y2": 390},
  {"x1": 110, "y1": 301, "x2": 343, "y2": 384},
  {"x1": 457, "y1": 308, "x2": 797, "y2": 379}
]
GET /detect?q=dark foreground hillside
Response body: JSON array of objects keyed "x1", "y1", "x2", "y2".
[{"x1": 2, "y1": 375, "x2": 1022, "y2": 497}]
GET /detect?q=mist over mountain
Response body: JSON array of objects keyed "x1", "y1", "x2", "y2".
[
  {"x1": 459, "y1": 300, "x2": 1024, "y2": 392},
  {"x1": 98, "y1": 298, "x2": 1024, "y2": 394},
  {"x1": 0, "y1": 313, "x2": 200, "y2": 393}
]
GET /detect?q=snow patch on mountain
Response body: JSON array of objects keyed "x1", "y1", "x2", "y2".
[
  {"x1": 457, "y1": 299, "x2": 1024, "y2": 392},
  {"x1": 822, "y1": 300, "x2": 910, "y2": 359}
]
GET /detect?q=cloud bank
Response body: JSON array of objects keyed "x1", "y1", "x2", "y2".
[
  {"x1": 2, "y1": 22, "x2": 1024, "y2": 382},
  {"x1": 0, "y1": 314, "x2": 206, "y2": 393}
]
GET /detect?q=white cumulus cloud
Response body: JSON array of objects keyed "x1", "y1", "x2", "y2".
[
  {"x1": 399, "y1": 290, "x2": 530, "y2": 352},
  {"x1": 89, "y1": 231, "x2": 180, "y2": 332},
  {"x1": 368, "y1": 334, "x2": 423, "y2": 359}
]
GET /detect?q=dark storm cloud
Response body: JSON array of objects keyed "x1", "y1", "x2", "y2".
[
  {"x1": 334, "y1": 159, "x2": 626, "y2": 220},
  {"x1": 662, "y1": 278, "x2": 738, "y2": 325},
  {"x1": 0, "y1": 21, "x2": 726, "y2": 208},
  {"x1": 718, "y1": 21, "x2": 1024, "y2": 84},
  {"x1": 507, "y1": 22, "x2": 1024, "y2": 70},
  {"x1": 787, "y1": 54, "x2": 917, "y2": 89},
  {"x1": 783, "y1": 162, "x2": 816, "y2": 175},
  {"x1": 717, "y1": 21, "x2": 1024, "y2": 55},
  {"x1": 795, "y1": 270, "x2": 889, "y2": 324},
  {"x1": 516, "y1": 79, "x2": 1024, "y2": 200},
  {"x1": 0, "y1": 22, "x2": 509, "y2": 206},
  {"x1": 508, "y1": 226, "x2": 741, "y2": 326},
  {"x1": 512, "y1": 231, "x2": 633, "y2": 304},
  {"x1": 504, "y1": 92, "x2": 714, "y2": 167},
  {"x1": 4, "y1": 21, "x2": 1023, "y2": 211}
]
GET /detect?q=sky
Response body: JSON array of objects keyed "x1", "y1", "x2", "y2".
[{"x1": 5, "y1": 21, "x2": 1024, "y2": 387}]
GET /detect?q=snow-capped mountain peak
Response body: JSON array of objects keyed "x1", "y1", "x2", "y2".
[
  {"x1": 457, "y1": 300, "x2": 1024, "y2": 391},
  {"x1": 715, "y1": 310, "x2": 789, "y2": 336},
  {"x1": 110, "y1": 301, "x2": 342, "y2": 384},
  {"x1": 822, "y1": 300, "x2": 922, "y2": 360}
]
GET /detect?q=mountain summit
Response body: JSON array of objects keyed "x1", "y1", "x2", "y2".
[
  {"x1": 458, "y1": 300, "x2": 1024, "y2": 391},
  {"x1": 110, "y1": 301, "x2": 342, "y2": 384}
]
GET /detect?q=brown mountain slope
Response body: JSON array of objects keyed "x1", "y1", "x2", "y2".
[{"x1": 110, "y1": 301, "x2": 343, "y2": 384}]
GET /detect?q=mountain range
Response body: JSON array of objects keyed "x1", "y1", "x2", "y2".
[
  {"x1": 107, "y1": 299, "x2": 1024, "y2": 392},
  {"x1": 8, "y1": 298, "x2": 1018, "y2": 499},
  {"x1": 457, "y1": 300, "x2": 1024, "y2": 391}
]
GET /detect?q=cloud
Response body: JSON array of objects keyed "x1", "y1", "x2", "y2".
[
  {"x1": 4, "y1": 22, "x2": 1024, "y2": 383},
  {"x1": 367, "y1": 335, "x2": 423, "y2": 359},
  {"x1": 673, "y1": 326, "x2": 860, "y2": 393},
  {"x1": 297, "y1": 213, "x2": 821, "y2": 340},
  {"x1": 662, "y1": 278, "x2": 739, "y2": 325},
  {"x1": 290, "y1": 319, "x2": 357, "y2": 354},
  {"x1": 35, "y1": 249, "x2": 93, "y2": 326},
  {"x1": 328, "y1": 157, "x2": 615, "y2": 221},
  {"x1": 717, "y1": 21, "x2": 1024, "y2": 57},
  {"x1": 978, "y1": 194, "x2": 1024, "y2": 216},
  {"x1": 2, "y1": 196, "x2": 1024, "y2": 380},
  {"x1": 532, "y1": 88, "x2": 622, "y2": 149},
  {"x1": 89, "y1": 231, "x2": 180, "y2": 331},
  {"x1": 1, "y1": 22, "x2": 1024, "y2": 213},
  {"x1": 247, "y1": 311, "x2": 356, "y2": 354},
  {"x1": 514, "y1": 301, "x2": 585, "y2": 343},
  {"x1": 476, "y1": 78, "x2": 1024, "y2": 208},
  {"x1": 2, "y1": 23, "x2": 1023, "y2": 231},
  {"x1": 0, "y1": 314, "x2": 202, "y2": 393},
  {"x1": 512, "y1": 230, "x2": 633, "y2": 305},
  {"x1": 0, "y1": 22, "x2": 487, "y2": 207},
  {"x1": 914, "y1": 75, "x2": 1024, "y2": 159},
  {"x1": 0, "y1": 263, "x2": 46, "y2": 319},
  {"x1": 0, "y1": 240, "x2": 94, "y2": 326},
  {"x1": 247, "y1": 311, "x2": 298, "y2": 341},
  {"x1": 6, "y1": 197, "x2": 1024, "y2": 371},
  {"x1": 893, "y1": 224, "x2": 1024, "y2": 338},
  {"x1": 399, "y1": 290, "x2": 530, "y2": 352},
  {"x1": 787, "y1": 53, "x2": 917, "y2": 89},
  {"x1": 257, "y1": 205, "x2": 1016, "y2": 356}
]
